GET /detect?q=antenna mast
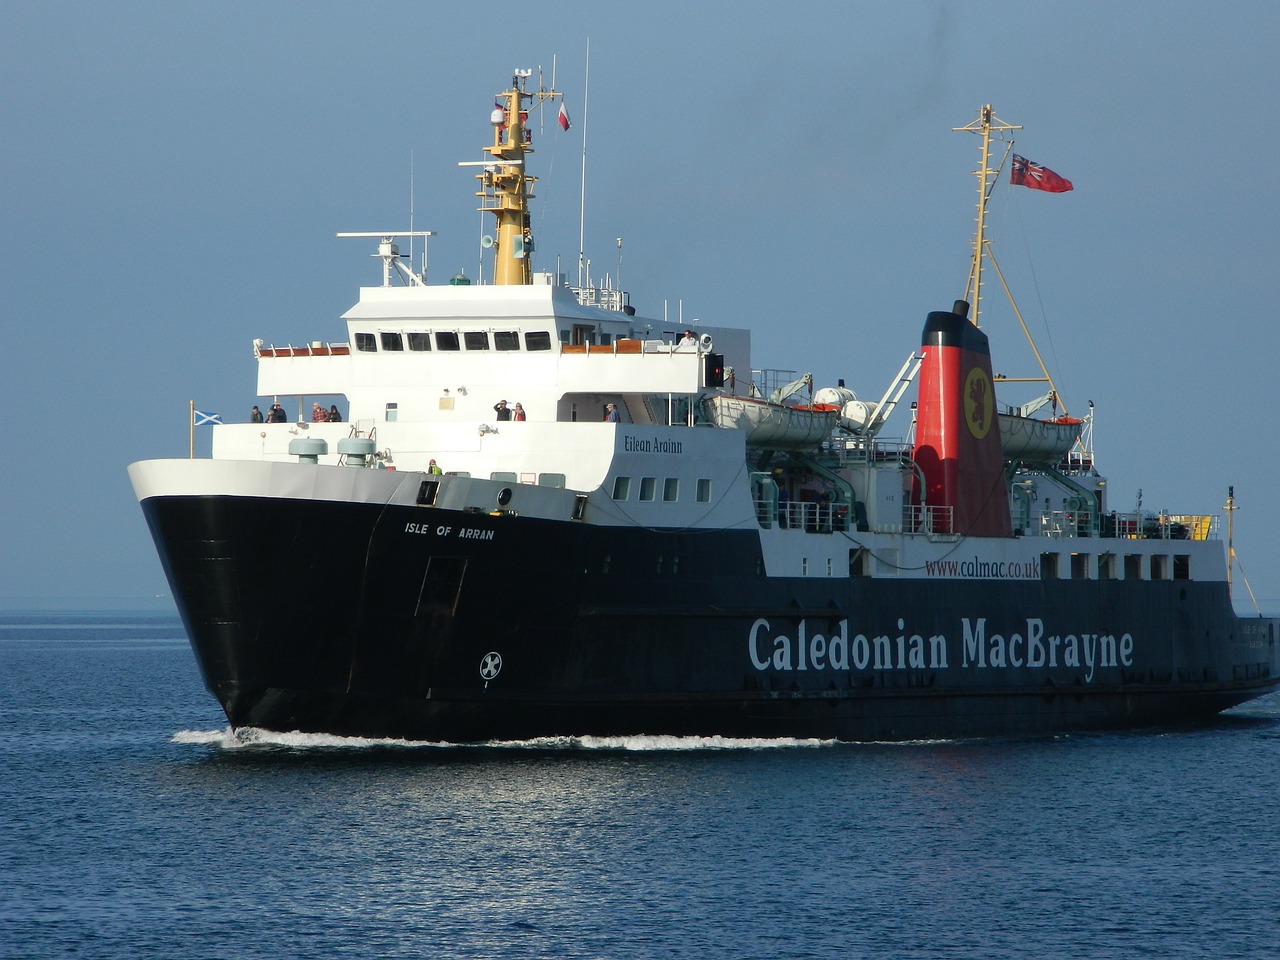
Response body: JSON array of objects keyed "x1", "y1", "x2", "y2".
[
  {"x1": 577, "y1": 39, "x2": 590, "y2": 290},
  {"x1": 953, "y1": 105, "x2": 1020, "y2": 325}
]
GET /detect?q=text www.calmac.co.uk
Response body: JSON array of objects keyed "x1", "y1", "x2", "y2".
[{"x1": 922, "y1": 556, "x2": 1041, "y2": 579}]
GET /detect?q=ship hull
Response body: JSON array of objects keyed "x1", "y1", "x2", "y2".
[{"x1": 138, "y1": 488, "x2": 1280, "y2": 742}]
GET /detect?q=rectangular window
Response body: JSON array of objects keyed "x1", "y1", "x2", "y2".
[
  {"x1": 355, "y1": 332, "x2": 377, "y2": 352},
  {"x1": 1173, "y1": 555, "x2": 1190, "y2": 580},
  {"x1": 1098, "y1": 553, "x2": 1116, "y2": 579},
  {"x1": 663, "y1": 478, "x2": 679, "y2": 502},
  {"x1": 494, "y1": 331, "x2": 520, "y2": 351},
  {"x1": 407, "y1": 332, "x2": 432, "y2": 351},
  {"x1": 1124, "y1": 554, "x2": 1143, "y2": 580},
  {"x1": 696, "y1": 479, "x2": 712, "y2": 503},
  {"x1": 1151, "y1": 555, "x2": 1168, "y2": 580},
  {"x1": 380, "y1": 332, "x2": 404, "y2": 351},
  {"x1": 464, "y1": 331, "x2": 490, "y2": 351},
  {"x1": 385, "y1": 402, "x2": 398, "y2": 422},
  {"x1": 639, "y1": 477, "x2": 656, "y2": 501},
  {"x1": 1040, "y1": 552, "x2": 1060, "y2": 580},
  {"x1": 525, "y1": 331, "x2": 553, "y2": 351},
  {"x1": 435, "y1": 331, "x2": 460, "y2": 351},
  {"x1": 1071, "y1": 553, "x2": 1090, "y2": 579},
  {"x1": 611, "y1": 476, "x2": 631, "y2": 500},
  {"x1": 490, "y1": 472, "x2": 518, "y2": 482},
  {"x1": 537, "y1": 473, "x2": 566, "y2": 488}
]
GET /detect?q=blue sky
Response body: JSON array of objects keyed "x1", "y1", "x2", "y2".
[{"x1": 3, "y1": 1, "x2": 1278, "y2": 611}]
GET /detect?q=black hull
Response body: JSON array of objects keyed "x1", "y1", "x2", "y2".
[{"x1": 141, "y1": 494, "x2": 1280, "y2": 742}]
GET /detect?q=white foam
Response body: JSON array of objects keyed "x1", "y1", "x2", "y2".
[{"x1": 169, "y1": 727, "x2": 840, "y2": 751}]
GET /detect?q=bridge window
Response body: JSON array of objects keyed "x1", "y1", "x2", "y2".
[
  {"x1": 435, "y1": 331, "x2": 460, "y2": 351},
  {"x1": 494, "y1": 331, "x2": 520, "y2": 351},
  {"x1": 355, "y1": 332, "x2": 377, "y2": 352},
  {"x1": 380, "y1": 332, "x2": 404, "y2": 351},
  {"x1": 407, "y1": 332, "x2": 432, "y2": 351},
  {"x1": 464, "y1": 332, "x2": 490, "y2": 350},
  {"x1": 525, "y1": 331, "x2": 552, "y2": 351}
]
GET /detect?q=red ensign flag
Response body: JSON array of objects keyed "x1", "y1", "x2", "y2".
[
  {"x1": 1010, "y1": 154, "x2": 1073, "y2": 193},
  {"x1": 558, "y1": 102, "x2": 571, "y2": 131}
]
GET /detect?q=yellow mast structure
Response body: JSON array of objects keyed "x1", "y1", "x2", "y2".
[
  {"x1": 476, "y1": 70, "x2": 563, "y2": 286},
  {"x1": 954, "y1": 104, "x2": 1069, "y2": 415}
]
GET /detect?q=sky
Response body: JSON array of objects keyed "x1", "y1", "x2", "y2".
[{"x1": 2, "y1": 0, "x2": 1278, "y2": 612}]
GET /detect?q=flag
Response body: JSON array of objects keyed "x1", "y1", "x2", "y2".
[
  {"x1": 1010, "y1": 154, "x2": 1073, "y2": 193},
  {"x1": 558, "y1": 102, "x2": 571, "y2": 131},
  {"x1": 193, "y1": 410, "x2": 223, "y2": 426}
]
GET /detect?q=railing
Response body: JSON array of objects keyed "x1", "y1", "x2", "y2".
[
  {"x1": 255, "y1": 342, "x2": 351, "y2": 358},
  {"x1": 753, "y1": 498, "x2": 851, "y2": 533}
]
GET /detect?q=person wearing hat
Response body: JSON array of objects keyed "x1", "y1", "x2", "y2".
[
  {"x1": 604, "y1": 402, "x2": 620, "y2": 423},
  {"x1": 493, "y1": 399, "x2": 511, "y2": 421},
  {"x1": 428, "y1": 459, "x2": 442, "y2": 475}
]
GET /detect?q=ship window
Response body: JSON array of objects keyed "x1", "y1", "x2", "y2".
[
  {"x1": 385, "y1": 402, "x2": 398, "y2": 422},
  {"x1": 611, "y1": 476, "x2": 631, "y2": 500},
  {"x1": 1098, "y1": 553, "x2": 1116, "y2": 579},
  {"x1": 1040, "y1": 552, "x2": 1060, "y2": 579},
  {"x1": 850, "y1": 548, "x2": 869, "y2": 576},
  {"x1": 435, "y1": 331, "x2": 460, "y2": 351},
  {"x1": 639, "y1": 477, "x2": 656, "y2": 501},
  {"x1": 1151, "y1": 555, "x2": 1168, "y2": 580},
  {"x1": 490, "y1": 471, "x2": 517, "y2": 482},
  {"x1": 599, "y1": 332, "x2": 613, "y2": 346},
  {"x1": 572, "y1": 494, "x2": 588, "y2": 520},
  {"x1": 1125, "y1": 554, "x2": 1143, "y2": 579},
  {"x1": 355, "y1": 332, "x2": 377, "y2": 352},
  {"x1": 697, "y1": 479, "x2": 712, "y2": 503},
  {"x1": 538, "y1": 473, "x2": 566, "y2": 488},
  {"x1": 1071, "y1": 553, "x2": 1090, "y2": 579},
  {"x1": 416, "y1": 479, "x2": 440, "y2": 506},
  {"x1": 663, "y1": 478, "x2": 679, "y2": 502},
  {"x1": 525, "y1": 331, "x2": 552, "y2": 351},
  {"x1": 380, "y1": 332, "x2": 404, "y2": 351},
  {"x1": 464, "y1": 331, "x2": 490, "y2": 350},
  {"x1": 494, "y1": 331, "x2": 520, "y2": 351},
  {"x1": 407, "y1": 332, "x2": 432, "y2": 351},
  {"x1": 1173, "y1": 555, "x2": 1190, "y2": 580}
]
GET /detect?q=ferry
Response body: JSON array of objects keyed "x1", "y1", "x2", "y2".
[{"x1": 129, "y1": 77, "x2": 1280, "y2": 741}]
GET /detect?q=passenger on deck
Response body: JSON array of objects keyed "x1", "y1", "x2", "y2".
[
  {"x1": 493, "y1": 400, "x2": 512, "y2": 421},
  {"x1": 311, "y1": 403, "x2": 329, "y2": 422},
  {"x1": 604, "y1": 403, "x2": 620, "y2": 423},
  {"x1": 267, "y1": 403, "x2": 287, "y2": 423},
  {"x1": 512, "y1": 403, "x2": 526, "y2": 421},
  {"x1": 329, "y1": 405, "x2": 342, "y2": 422},
  {"x1": 679, "y1": 329, "x2": 697, "y2": 348},
  {"x1": 250, "y1": 405, "x2": 264, "y2": 423}
]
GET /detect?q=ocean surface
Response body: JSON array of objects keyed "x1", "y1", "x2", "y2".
[{"x1": 3, "y1": 613, "x2": 1280, "y2": 960}]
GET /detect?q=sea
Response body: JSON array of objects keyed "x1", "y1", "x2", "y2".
[{"x1": 3, "y1": 612, "x2": 1280, "y2": 960}]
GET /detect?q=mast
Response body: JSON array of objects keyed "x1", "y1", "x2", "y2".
[
  {"x1": 953, "y1": 105, "x2": 1069, "y2": 415},
  {"x1": 475, "y1": 70, "x2": 563, "y2": 286},
  {"x1": 953, "y1": 105, "x2": 1020, "y2": 325}
]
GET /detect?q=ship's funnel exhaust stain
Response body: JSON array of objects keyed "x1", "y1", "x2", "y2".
[{"x1": 912, "y1": 300, "x2": 1012, "y2": 537}]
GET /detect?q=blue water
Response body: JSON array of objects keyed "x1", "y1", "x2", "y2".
[{"x1": 4, "y1": 614, "x2": 1280, "y2": 959}]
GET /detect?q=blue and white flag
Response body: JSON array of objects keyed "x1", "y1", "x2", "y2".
[{"x1": 193, "y1": 410, "x2": 223, "y2": 426}]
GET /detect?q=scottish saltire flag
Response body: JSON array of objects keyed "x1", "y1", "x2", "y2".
[{"x1": 193, "y1": 410, "x2": 223, "y2": 426}]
